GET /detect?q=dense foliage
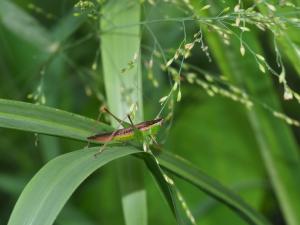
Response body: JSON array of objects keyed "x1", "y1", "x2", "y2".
[{"x1": 1, "y1": 0, "x2": 300, "y2": 225}]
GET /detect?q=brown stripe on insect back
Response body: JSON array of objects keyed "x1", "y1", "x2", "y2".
[
  {"x1": 88, "y1": 126, "x2": 134, "y2": 139},
  {"x1": 116, "y1": 118, "x2": 163, "y2": 135},
  {"x1": 135, "y1": 118, "x2": 163, "y2": 129},
  {"x1": 87, "y1": 131, "x2": 114, "y2": 140},
  {"x1": 112, "y1": 118, "x2": 163, "y2": 135},
  {"x1": 88, "y1": 118, "x2": 164, "y2": 139},
  {"x1": 112, "y1": 118, "x2": 163, "y2": 136}
]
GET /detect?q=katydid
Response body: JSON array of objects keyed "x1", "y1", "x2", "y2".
[{"x1": 87, "y1": 107, "x2": 163, "y2": 155}]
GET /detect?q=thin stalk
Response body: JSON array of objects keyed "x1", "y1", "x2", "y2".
[{"x1": 192, "y1": 1, "x2": 300, "y2": 224}]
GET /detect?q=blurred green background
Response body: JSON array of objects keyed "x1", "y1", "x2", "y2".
[{"x1": 1, "y1": 0, "x2": 300, "y2": 225}]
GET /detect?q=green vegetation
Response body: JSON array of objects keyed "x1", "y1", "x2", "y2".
[{"x1": 0, "y1": 0, "x2": 300, "y2": 225}]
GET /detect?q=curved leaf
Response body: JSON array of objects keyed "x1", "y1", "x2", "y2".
[
  {"x1": 192, "y1": 2, "x2": 300, "y2": 224},
  {"x1": 8, "y1": 147, "x2": 183, "y2": 225},
  {"x1": 100, "y1": 1, "x2": 145, "y2": 225},
  {"x1": 8, "y1": 147, "x2": 135, "y2": 225},
  {"x1": 156, "y1": 151, "x2": 271, "y2": 225},
  {"x1": 0, "y1": 98, "x2": 112, "y2": 141},
  {"x1": 0, "y1": 99, "x2": 269, "y2": 225}
]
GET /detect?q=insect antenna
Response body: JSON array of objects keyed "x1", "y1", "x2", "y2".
[{"x1": 101, "y1": 106, "x2": 128, "y2": 128}]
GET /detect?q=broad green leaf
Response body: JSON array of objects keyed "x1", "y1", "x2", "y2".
[
  {"x1": 0, "y1": 1, "x2": 86, "y2": 162},
  {"x1": 0, "y1": 98, "x2": 112, "y2": 141},
  {"x1": 156, "y1": 151, "x2": 271, "y2": 225},
  {"x1": 8, "y1": 146, "x2": 184, "y2": 225},
  {"x1": 142, "y1": 153, "x2": 193, "y2": 225},
  {"x1": 100, "y1": 0, "x2": 143, "y2": 121},
  {"x1": 0, "y1": 99, "x2": 270, "y2": 225},
  {"x1": 100, "y1": 1, "x2": 146, "y2": 225},
  {"x1": 7, "y1": 147, "x2": 134, "y2": 225}
]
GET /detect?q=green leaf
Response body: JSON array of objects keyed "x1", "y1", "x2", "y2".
[
  {"x1": 7, "y1": 147, "x2": 136, "y2": 225},
  {"x1": 8, "y1": 146, "x2": 184, "y2": 225},
  {"x1": 192, "y1": 1, "x2": 300, "y2": 224},
  {"x1": 100, "y1": 0, "x2": 143, "y2": 121},
  {"x1": 0, "y1": 98, "x2": 112, "y2": 141},
  {"x1": 157, "y1": 151, "x2": 271, "y2": 225},
  {"x1": 0, "y1": 99, "x2": 270, "y2": 225},
  {"x1": 100, "y1": 1, "x2": 146, "y2": 225},
  {"x1": 142, "y1": 153, "x2": 192, "y2": 225}
]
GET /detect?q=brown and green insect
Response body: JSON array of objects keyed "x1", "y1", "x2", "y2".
[{"x1": 87, "y1": 107, "x2": 163, "y2": 154}]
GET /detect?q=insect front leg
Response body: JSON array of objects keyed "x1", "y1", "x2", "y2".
[
  {"x1": 94, "y1": 144, "x2": 107, "y2": 158},
  {"x1": 143, "y1": 141, "x2": 148, "y2": 152},
  {"x1": 93, "y1": 130, "x2": 118, "y2": 158},
  {"x1": 150, "y1": 135, "x2": 158, "y2": 145},
  {"x1": 142, "y1": 136, "x2": 152, "y2": 152}
]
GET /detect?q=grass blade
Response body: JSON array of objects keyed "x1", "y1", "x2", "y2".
[
  {"x1": 7, "y1": 147, "x2": 138, "y2": 225},
  {"x1": 0, "y1": 99, "x2": 270, "y2": 225},
  {"x1": 192, "y1": 2, "x2": 300, "y2": 224},
  {"x1": 156, "y1": 151, "x2": 271, "y2": 225},
  {"x1": 142, "y1": 153, "x2": 194, "y2": 225},
  {"x1": 100, "y1": 1, "x2": 146, "y2": 225},
  {"x1": 7, "y1": 145, "x2": 186, "y2": 225},
  {"x1": 0, "y1": 98, "x2": 112, "y2": 141}
]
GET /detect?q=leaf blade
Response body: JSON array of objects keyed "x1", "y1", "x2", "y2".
[
  {"x1": 8, "y1": 147, "x2": 138, "y2": 225},
  {"x1": 0, "y1": 99, "x2": 270, "y2": 225},
  {"x1": 0, "y1": 98, "x2": 112, "y2": 141},
  {"x1": 100, "y1": 1, "x2": 146, "y2": 225},
  {"x1": 157, "y1": 151, "x2": 271, "y2": 225}
]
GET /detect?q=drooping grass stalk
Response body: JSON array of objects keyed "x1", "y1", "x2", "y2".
[
  {"x1": 100, "y1": 1, "x2": 146, "y2": 225},
  {"x1": 257, "y1": 3, "x2": 300, "y2": 77},
  {"x1": 192, "y1": 1, "x2": 300, "y2": 224}
]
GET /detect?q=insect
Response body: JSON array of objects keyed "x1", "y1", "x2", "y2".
[{"x1": 87, "y1": 107, "x2": 164, "y2": 156}]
